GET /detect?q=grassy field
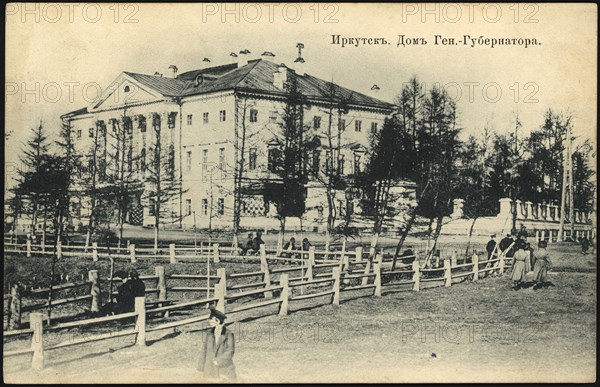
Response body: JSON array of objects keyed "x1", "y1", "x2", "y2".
[{"x1": 3, "y1": 242, "x2": 596, "y2": 383}]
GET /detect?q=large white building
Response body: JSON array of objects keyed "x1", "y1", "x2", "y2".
[{"x1": 62, "y1": 52, "x2": 405, "y2": 231}]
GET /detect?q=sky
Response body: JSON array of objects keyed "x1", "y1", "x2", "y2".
[{"x1": 5, "y1": 3, "x2": 597, "y2": 187}]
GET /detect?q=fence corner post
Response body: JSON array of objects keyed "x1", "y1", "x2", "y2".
[
  {"x1": 361, "y1": 255, "x2": 372, "y2": 286},
  {"x1": 156, "y1": 266, "x2": 167, "y2": 301},
  {"x1": 332, "y1": 267, "x2": 341, "y2": 306},
  {"x1": 169, "y1": 243, "x2": 177, "y2": 264},
  {"x1": 259, "y1": 245, "x2": 273, "y2": 298},
  {"x1": 355, "y1": 246, "x2": 363, "y2": 263},
  {"x1": 134, "y1": 296, "x2": 146, "y2": 346},
  {"x1": 279, "y1": 273, "x2": 289, "y2": 316},
  {"x1": 92, "y1": 242, "x2": 98, "y2": 261},
  {"x1": 412, "y1": 260, "x2": 420, "y2": 291},
  {"x1": 374, "y1": 255, "x2": 382, "y2": 297},
  {"x1": 213, "y1": 243, "x2": 220, "y2": 264},
  {"x1": 129, "y1": 244, "x2": 137, "y2": 263},
  {"x1": 216, "y1": 268, "x2": 226, "y2": 312},
  {"x1": 89, "y1": 270, "x2": 101, "y2": 313},
  {"x1": 472, "y1": 253, "x2": 479, "y2": 281},
  {"x1": 30, "y1": 312, "x2": 45, "y2": 370},
  {"x1": 444, "y1": 258, "x2": 452, "y2": 287},
  {"x1": 9, "y1": 284, "x2": 22, "y2": 330}
]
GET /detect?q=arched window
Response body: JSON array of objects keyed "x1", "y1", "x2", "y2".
[
  {"x1": 124, "y1": 85, "x2": 130, "y2": 93},
  {"x1": 140, "y1": 148, "x2": 146, "y2": 172},
  {"x1": 168, "y1": 144, "x2": 175, "y2": 177}
]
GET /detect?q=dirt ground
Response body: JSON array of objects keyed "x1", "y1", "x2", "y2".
[{"x1": 3, "y1": 243, "x2": 596, "y2": 383}]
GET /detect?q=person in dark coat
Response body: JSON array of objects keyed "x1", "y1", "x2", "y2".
[
  {"x1": 301, "y1": 238, "x2": 312, "y2": 251},
  {"x1": 197, "y1": 308, "x2": 236, "y2": 382},
  {"x1": 486, "y1": 235, "x2": 497, "y2": 259},
  {"x1": 239, "y1": 233, "x2": 253, "y2": 256},
  {"x1": 249, "y1": 231, "x2": 264, "y2": 255},
  {"x1": 282, "y1": 237, "x2": 296, "y2": 258},
  {"x1": 499, "y1": 233, "x2": 515, "y2": 258},
  {"x1": 128, "y1": 269, "x2": 146, "y2": 298}
]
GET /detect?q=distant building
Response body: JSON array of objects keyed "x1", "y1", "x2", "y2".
[{"x1": 61, "y1": 52, "x2": 412, "y2": 231}]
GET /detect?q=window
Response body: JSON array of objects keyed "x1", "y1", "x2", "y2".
[
  {"x1": 249, "y1": 148, "x2": 257, "y2": 170},
  {"x1": 187, "y1": 114, "x2": 193, "y2": 125},
  {"x1": 76, "y1": 129, "x2": 82, "y2": 139},
  {"x1": 371, "y1": 122, "x2": 378, "y2": 132},
  {"x1": 249, "y1": 109, "x2": 258, "y2": 123},
  {"x1": 168, "y1": 145, "x2": 175, "y2": 177},
  {"x1": 325, "y1": 150, "x2": 332, "y2": 175},
  {"x1": 202, "y1": 199, "x2": 208, "y2": 216},
  {"x1": 88, "y1": 128, "x2": 94, "y2": 138},
  {"x1": 219, "y1": 110, "x2": 226, "y2": 122},
  {"x1": 353, "y1": 153, "x2": 361, "y2": 174},
  {"x1": 269, "y1": 110, "x2": 278, "y2": 123},
  {"x1": 355, "y1": 120, "x2": 362, "y2": 132},
  {"x1": 123, "y1": 117, "x2": 133, "y2": 134},
  {"x1": 313, "y1": 116, "x2": 321, "y2": 129},
  {"x1": 219, "y1": 147, "x2": 226, "y2": 176},
  {"x1": 152, "y1": 113, "x2": 161, "y2": 132},
  {"x1": 186, "y1": 151, "x2": 192, "y2": 172},
  {"x1": 186, "y1": 199, "x2": 192, "y2": 216},
  {"x1": 138, "y1": 115, "x2": 147, "y2": 132},
  {"x1": 268, "y1": 148, "x2": 281, "y2": 173},
  {"x1": 339, "y1": 154, "x2": 345, "y2": 175},
  {"x1": 124, "y1": 85, "x2": 130, "y2": 93},
  {"x1": 168, "y1": 112, "x2": 177, "y2": 129},
  {"x1": 217, "y1": 198, "x2": 225, "y2": 216},
  {"x1": 203, "y1": 112, "x2": 209, "y2": 124},
  {"x1": 110, "y1": 118, "x2": 117, "y2": 132},
  {"x1": 202, "y1": 149, "x2": 208, "y2": 181},
  {"x1": 149, "y1": 198, "x2": 156, "y2": 216},
  {"x1": 127, "y1": 146, "x2": 133, "y2": 172},
  {"x1": 311, "y1": 150, "x2": 320, "y2": 178}
]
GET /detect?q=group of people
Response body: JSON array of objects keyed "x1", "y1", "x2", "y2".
[
  {"x1": 101, "y1": 268, "x2": 146, "y2": 315},
  {"x1": 238, "y1": 231, "x2": 265, "y2": 256},
  {"x1": 281, "y1": 237, "x2": 312, "y2": 258},
  {"x1": 486, "y1": 232, "x2": 553, "y2": 291}
]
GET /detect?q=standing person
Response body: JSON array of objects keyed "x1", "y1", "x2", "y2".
[
  {"x1": 197, "y1": 307, "x2": 236, "y2": 382},
  {"x1": 532, "y1": 240, "x2": 552, "y2": 289},
  {"x1": 499, "y1": 233, "x2": 514, "y2": 257},
  {"x1": 510, "y1": 239, "x2": 528, "y2": 290},
  {"x1": 486, "y1": 234, "x2": 497, "y2": 259}
]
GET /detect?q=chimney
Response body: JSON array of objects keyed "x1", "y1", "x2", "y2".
[
  {"x1": 294, "y1": 43, "x2": 306, "y2": 75},
  {"x1": 371, "y1": 84, "x2": 381, "y2": 94},
  {"x1": 154, "y1": 72, "x2": 163, "y2": 77},
  {"x1": 274, "y1": 63, "x2": 288, "y2": 89},
  {"x1": 168, "y1": 65, "x2": 178, "y2": 78},
  {"x1": 261, "y1": 51, "x2": 276, "y2": 62},
  {"x1": 237, "y1": 49, "x2": 250, "y2": 68},
  {"x1": 201, "y1": 57, "x2": 211, "y2": 69}
]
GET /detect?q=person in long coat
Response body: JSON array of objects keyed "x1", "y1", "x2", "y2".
[
  {"x1": 532, "y1": 240, "x2": 552, "y2": 289},
  {"x1": 198, "y1": 308, "x2": 236, "y2": 382},
  {"x1": 510, "y1": 240, "x2": 528, "y2": 290}
]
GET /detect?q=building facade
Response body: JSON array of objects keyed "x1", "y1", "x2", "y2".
[{"x1": 62, "y1": 53, "x2": 404, "y2": 232}]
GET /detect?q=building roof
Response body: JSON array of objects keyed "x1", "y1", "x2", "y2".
[{"x1": 66, "y1": 59, "x2": 394, "y2": 118}]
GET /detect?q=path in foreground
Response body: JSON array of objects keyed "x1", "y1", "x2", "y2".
[{"x1": 4, "y1": 269, "x2": 596, "y2": 383}]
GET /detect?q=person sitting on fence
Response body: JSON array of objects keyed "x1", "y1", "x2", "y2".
[
  {"x1": 510, "y1": 239, "x2": 528, "y2": 290},
  {"x1": 532, "y1": 240, "x2": 552, "y2": 290},
  {"x1": 301, "y1": 238, "x2": 311, "y2": 251},
  {"x1": 486, "y1": 234, "x2": 497, "y2": 259},
  {"x1": 100, "y1": 270, "x2": 133, "y2": 315},
  {"x1": 128, "y1": 269, "x2": 146, "y2": 298},
  {"x1": 400, "y1": 248, "x2": 415, "y2": 265},
  {"x1": 282, "y1": 237, "x2": 296, "y2": 258},
  {"x1": 197, "y1": 307, "x2": 237, "y2": 382},
  {"x1": 239, "y1": 233, "x2": 253, "y2": 256},
  {"x1": 248, "y1": 231, "x2": 264, "y2": 255}
]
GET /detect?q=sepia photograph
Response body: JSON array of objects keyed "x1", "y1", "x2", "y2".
[{"x1": 4, "y1": 2, "x2": 597, "y2": 383}]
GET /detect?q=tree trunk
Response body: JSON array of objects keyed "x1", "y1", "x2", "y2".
[
  {"x1": 392, "y1": 210, "x2": 417, "y2": 270},
  {"x1": 277, "y1": 217, "x2": 286, "y2": 255},
  {"x1": 464, "y1": 217, "x2": 478, "y2": 258},
  {"x1": 425, "y1": 216, "x2": 444, "y2": 268}
]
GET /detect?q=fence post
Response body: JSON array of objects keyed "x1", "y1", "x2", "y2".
[
  {"x1": 444, "y1": 259, "x2": 452, "y2": 287},
  {"x1": 9, "y1": 284, "x2": 22, "y2": 330},
  {"x1": 498, "y1": 252, "x2": 505, "y2": 275},
  {"x1": 340, "y1": 239, "x2": 347, "y2": 263},
  {"x1": 134, "y1": 297, "x2": 146, "y2": 346},
  {"x1": 412, "y1": 260, "x2": 420, "y2": 291},
  {"x1": 279, "y1": 273, "x2": 289, "y2": 316},
  {"x1": 156, "y1": 266, "x2": 167, "y2": 301},
  {"x1": 374, "y1": 255, "x2": 382, "y2": 297},
  {"x1": 213, "y1": 243, "x2": 220, "y2": 263},
  {"x1": 451, "y1": 250, "x2": 457, "y2": 266},
  {"x1": 332, "y1": 267, "x2": 341, "y2": 306},
  {"x1": 89, "y1": 270, "x2": 101, "y2": 313},
  {"x1": 30, "y1": 312, "x2": 45, "y2": 370},
  {"x1": 92, "y1": 242, "x2": 98, "y2": 261},
  {"x1": 57, "y1": 240, "x2": 63, "y2": 259},
  {"x1": 129, "y1": 244, "x2": 137, "y2": 263},
  {"x1": 169, "y1": 243, "x2": 177, "y2": 264},
  {"x1": 472, "y1": 253, "x2": 479, "y2": 281},
  {"x1": 361, "y1": 256, "x2": 372, "y2": 286},
  {"x1": 306, "y1": 247, "x2": 315, "y2": 281},
  {"x1": 355, "y1": 246, "x2": 363, "y2": 263},
  {"x1": 216, "y1": 268, "x2": 226, "y2": 312},
  {"x1": 27, "y1": 239, "x2": 31, "y2": 257},
  {"x1": 259, "y1": 245, "x2": 273, "y2": 299}
]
